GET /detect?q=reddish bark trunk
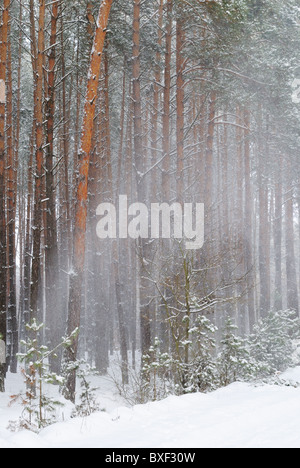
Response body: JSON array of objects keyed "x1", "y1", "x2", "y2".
[{"x1": 64, "y1": 0, "x2": 113, "y2": 403}]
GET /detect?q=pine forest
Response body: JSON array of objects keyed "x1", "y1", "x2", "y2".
[{"x1": 0, "y1": 0, "x2": 300, "y2": 447}]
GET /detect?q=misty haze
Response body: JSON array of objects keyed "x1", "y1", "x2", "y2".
[{"x1": 0, "y1": 0, "x2": 300, "y2": 449}]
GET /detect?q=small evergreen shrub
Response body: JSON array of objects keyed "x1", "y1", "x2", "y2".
[
  {"x1": 8, "y1": 320, "x2": 78, "y2": 433},
  {"x1": 249, "y1": 309, "x2": 300, "y2": 377},
  {"x1": 217, "y1": 317, "x2": 257, "y2": 386}
]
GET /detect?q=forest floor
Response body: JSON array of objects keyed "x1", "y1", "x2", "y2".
[{"x1": 1, "y1": 364, "x2": 300, "y2": 448}]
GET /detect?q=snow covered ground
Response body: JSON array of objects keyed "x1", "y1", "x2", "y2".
[{"x1": 1, "y1": 367, "x2": 300, "y2": 448}]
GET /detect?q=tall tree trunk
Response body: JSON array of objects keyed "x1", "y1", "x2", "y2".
[
  {"x1": 285, "y1": 169, "x2": 299, "y2": 316},
  {"x1": 274, "y1": 153, "x2": 283, "y2": 311},
  {"x1": 205, "y1": 91, "x2": 216, "y2": 239},
  {"x1": 22, "y1": 135, "x2": 34, "y2": 338},
  {"x1": 176, "y1": 12, "x2": 186, "y2": 201},
  {"x1": 88, "y1": 87, "x2": 109, "y2": 375},
  {"x1": 0, "y1": 0, "x2": 10, "y2": 392},
  {"x1": 45, "y1": 0, "x2": 60, "y2": 372},
  {"x1": 117, "y1": 59, "x2": 126, "y2": 188},
  {"x1": 15, "y1": 0, "x2": 23, "y2": 351},
  {"x1": 235, "y1": 107, "x2": 244, "y2": 328},
  {"x1": 243, "y1": 109, "x2": 255, "y2": 331},
  {"x1": 60, "y1": 9, "x2": 71, "y2": 262},
  {"x1": 150, "y1": 0, "x2": 163, "y2": 200},
  {"x1": 221, "y1": 110, "x2": 229, "y2": 240},
  {"x1": 132, "y1": 0, "x2": 143, "y2": 184},
  {"x1": 258, "y1": 116, "x2": 270, "y2": 318},
  {"x1": 30, "y1": 0, "x2": 46, "y2": 324},
  {"x1": 64, "y1": 0, "x2": 113, "y2": 403},
  {"x1": 105, "y1": 48, "x2": 129, "y2": 384},
  {"x1": 258, "y1": 185, "x2": 270, "y2": 318},
  {"x1": 6, "y1": 13, "x2": 18, "y2": 373},
  {"x1": 132, "y1": 0, "x2": 152, "y2": 359},
  {"x1": 162, "y1": 0, "x2": 172, "y2": 202}
]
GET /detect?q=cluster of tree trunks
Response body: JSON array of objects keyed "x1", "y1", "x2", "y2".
[{"x1": 0, "y1": 0, "x2": 299, "y2": 401}]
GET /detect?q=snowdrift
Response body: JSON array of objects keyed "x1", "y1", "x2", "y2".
[{"x1": 1, "y1": 368, "x2": 300, "y2": 448}]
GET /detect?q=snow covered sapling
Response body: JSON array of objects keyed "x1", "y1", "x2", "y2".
[
  {"x1": 142, "y1": 337, "x2": 174, "y2": 401},
  {"x1": 217, "y1": 317, "x2": 256, "y2": 386},
  {"x1": 249, "y1": 310, "x2": 300, "y2": 377},
  {"x1": 70, "y1": 361, "x2": 102, "y2": 417},
  {"x1": 182, "y1": 314, "x2": 218, "y2": 394},
  {"x1": 8, "y1": 320, "x2": 78, "y2": 432},
  {"x1": 141, "y1": 315, "x2": 219, "y2": 399}
]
